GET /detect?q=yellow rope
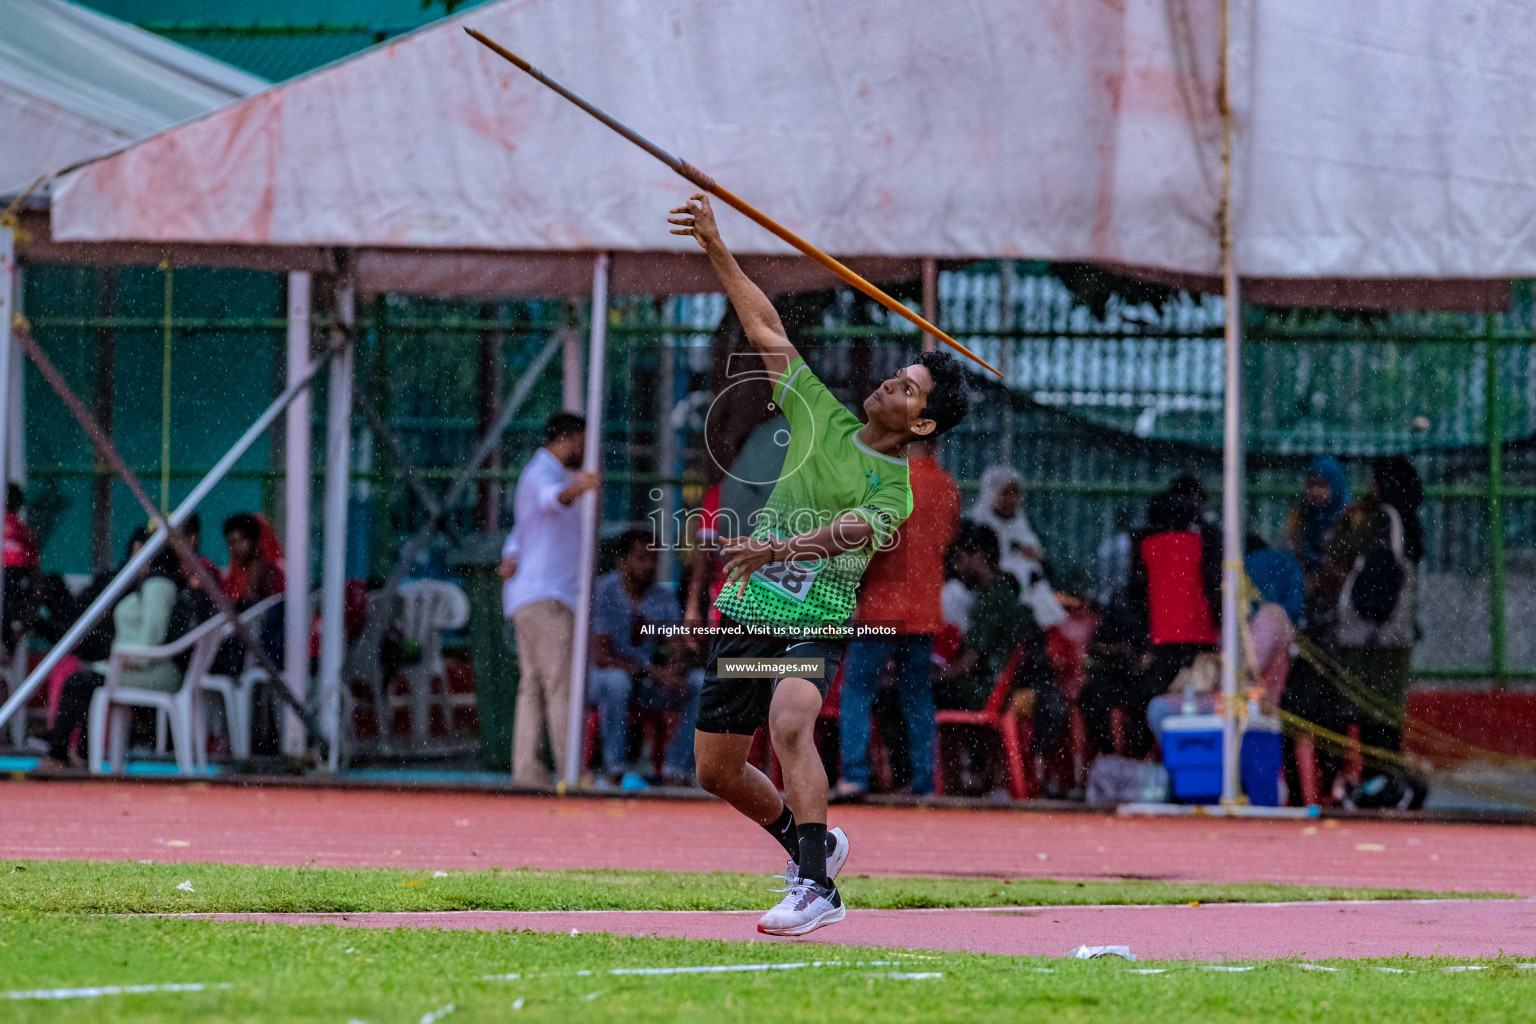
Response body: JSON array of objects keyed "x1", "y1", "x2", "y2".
[{"x1": 1233, "y1": 568, "x2": 1536, "y2": 808}]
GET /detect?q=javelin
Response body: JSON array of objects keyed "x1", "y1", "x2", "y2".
[{"x1": 465, "y1": 27, "x2": 1001, "y2": 378}]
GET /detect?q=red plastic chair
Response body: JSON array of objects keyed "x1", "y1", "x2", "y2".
[{"x1": 933, "y1": 646, "x2": 1032, "y2": 799}]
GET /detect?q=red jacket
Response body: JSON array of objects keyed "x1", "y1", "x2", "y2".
[
  {"x1": 1138, "y1": 529, "x2": 1219, "y2": 646},
  {"x1": 3, "y1": 512, "x2": 39, "y2": 570},
  {"x1": 855, "y1": 456, "x2": 960, "y2": 635}
]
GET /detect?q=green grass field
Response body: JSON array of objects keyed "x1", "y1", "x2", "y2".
[
  {"x1": 2, "y1": 860, "x2": 1529, "y2": 1022},
  {"x1": 2, "y1": 859, "x2": 1500, "y2": 915}
]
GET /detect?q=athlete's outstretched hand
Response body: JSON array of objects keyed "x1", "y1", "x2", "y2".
[
  {"x1": 720, "y1": 535, "x2": 778, "y2": 597},
  {"x1": 668, "y1": 193, "x2": 722, "y2": 252}
]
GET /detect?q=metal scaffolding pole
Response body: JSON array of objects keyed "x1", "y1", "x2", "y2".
[
  {"x1": 318, "y1": 270, "x2": 354, "y2": 772},
  {"x1": 283, "y1": 271, "x2": 313, "y2": 754},
  {"x1": 0, "y1": 224, "x2": 13, "y2": 745},
  {"x1": 562, "y1": 252, "x2": 610, "y2": 786},
  {"x1": 1487, "y1": 314, "x2": 1507, "y2": 687},
  {"x1": 656, "y1": 332, "x2": 677, "y2": 584},
  {"x1": 0, "y1": 341, "x2": 335, "y2": 737},
  {"x1": 1218, "y1": 0, "x2": 1243, "y2": 805}
]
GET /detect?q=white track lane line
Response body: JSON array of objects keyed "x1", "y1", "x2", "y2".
[{"x1": 4, "y1": 982, "x2": 231, "y2": 1001}]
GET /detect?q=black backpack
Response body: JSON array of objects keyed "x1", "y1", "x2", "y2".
[{"x1": 1349, "y1": 543, "x2": 1405, "y2": 626}]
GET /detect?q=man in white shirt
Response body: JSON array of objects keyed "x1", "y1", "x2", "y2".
[{"x1": 499, "y1": 412, "x2": 600, "y2": 787}]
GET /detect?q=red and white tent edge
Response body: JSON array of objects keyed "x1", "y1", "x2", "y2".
[{"x1": 34, "y1": 0, "x2": 1536, "y2": 302}]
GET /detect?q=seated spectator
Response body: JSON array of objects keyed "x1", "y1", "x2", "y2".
[
  {"x1": 2, "y1": 483, "x2": 40, "y2": 656},
  {"x1": 1077, "y1": 585, "x2": 1152, "y2": 760},
  {"x1": 174, "y1": 512, "x2": 223, "y2": 594},
  {"x1": 38, "y1": 528, "x2": 182, "y2": 767},
  {"x1": 1081, "y1": 487, "x2": 1220, "y2": 760},
  {"x1": 940, "y1": 542, "x2": 975, "y2": 634},
  {"x1": 1245, "y1": 532, "x2": 1305, "y2": 627},
  {"x1": 1095, "y1": 507, "x2": 1136, "y2": 606},
  {"x1": 934, "y1": 522, "x2": 1062, "y2": 792},
  {"x1": 587, "y1": 529, "x2": 702, "y2": 788},
  {"x1": 1145, "y1": 601, "x2": 1295, "y2": 747},
  {"x1": 221, "y1": 512, "x2": 285, "y2": 610},
  {"x1": 969, "y1": 465, "x2": 1066, "y2": 629}
]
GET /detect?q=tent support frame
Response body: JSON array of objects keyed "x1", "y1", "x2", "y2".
[
  {"x1": 0, "y1": 330, "x2": 337, "y2": 742},
  {"x1": 318, "y1": 265, "x2": 355, "y2": 771},
  {"x1": 1218, "y1": 0, "x2": 1242, "y2": 805},
  {"x1": 563, "y1": 252, "x2": 610, "y2": 786},
  {"x1": 284, "y1": 271, "x2": 313, "y2": 754}
]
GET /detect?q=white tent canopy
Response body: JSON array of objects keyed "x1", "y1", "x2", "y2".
[
  {"x1": 46, "y1": 0, "x2": 1536, "y2": 300},
  {"x1": 0, "y1": 0, "x2": 267, "y2": 196}
]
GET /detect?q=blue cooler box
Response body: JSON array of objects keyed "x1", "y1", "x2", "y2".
[
  {"x1": 1161, "y1": 714, "x2": 1224, "y2": 803},
  {"x1": 1240, "y1": 717, "x2": 1284, "y2": 807}
]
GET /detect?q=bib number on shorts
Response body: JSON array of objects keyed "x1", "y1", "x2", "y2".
[{"x1": 752, "y1": 559, "x2": 821, "y2": 603}]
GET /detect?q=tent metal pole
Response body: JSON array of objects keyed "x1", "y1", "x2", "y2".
[
  {"x1": 563, "y1": 252, "x2": 610, "y2": 786},
  {"x1": 1218, "y1": 0, "x2": 1242, "y2": 806},
  {"x1": 562, "y1": 326, "x2": 584, "y2": 413},
  {"x1": 283, "y1": 271, "x2": 313, "y2": 754},
  {"x1": 8, "y1": 286, "x2": 21, "y2": 490},
  {"x1": 656, "y1": 331, "x2": 677, "y2": 583},
  {"x1": 920, "y1": 257, "x2": 938, "y2": 355},
  {"x1": 998, "y1": 260, "x2": 1015, "y2": 464},
  {"x1": 1486, "y1": 314, "x2": 1506, "y2": 687},
  {"x1": 0, "y1": 224, "x2": 13, "y2": 743},
  {"x1": 0, "y1": 342, "x2": 334, "y2": 738},
  {"x1": 1219, "y1": 275, "x2": 1243, "y2": 805},
  {"x1": 921, "y1": 257, "x2": 943, "y2": 469},
  {"x1": 318, "y1": 270, "x2": 354, "y2": 771}
]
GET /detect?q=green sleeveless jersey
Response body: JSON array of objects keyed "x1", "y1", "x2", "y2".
[{"x1": 714, "y1": 357, "x2": 912, "y2": 630}]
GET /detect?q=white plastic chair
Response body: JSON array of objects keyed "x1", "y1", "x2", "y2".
[
  {"x1": 87, "y1": 613, "x2": 225, "y2": 776},
  {"x1": 342, "y1": 588, "x2": 402, "y2": 756},
  {"x1": 196, "y1": 593, "x2": 284, "y2": 761},
  {"x1": 396, "y1": 579, "x2": 470, "y2": 746}
]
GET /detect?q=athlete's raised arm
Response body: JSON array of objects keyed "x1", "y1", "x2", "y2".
[{"x1": 670, "y1": 193, "x2": 799, "y2": 376}]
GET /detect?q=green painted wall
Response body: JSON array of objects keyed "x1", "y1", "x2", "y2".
[{"x1": 23, "y1": 265, "x2": 283, "y2": 576}]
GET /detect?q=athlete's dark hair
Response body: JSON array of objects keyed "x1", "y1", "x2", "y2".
[
  {"x1": 949, "y1": 519, "x2": 1000, "y2": 570},
  {"x1": 915, "y1": 350, "x2": 970, "y2": 437},
  {"x1": 543, "y1": 411, "x2": 586, "y2": 445}
]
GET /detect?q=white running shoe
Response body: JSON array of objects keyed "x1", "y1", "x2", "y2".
[
  {"x1": 757, "y1": 879, "x2": 845, "y2": 936},
  {"x1": 779, "y1": 826, "x2": 850, "y2": 886}
]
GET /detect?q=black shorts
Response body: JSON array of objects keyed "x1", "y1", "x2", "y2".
[{"x1": 696, "y1": 622, "x2": 846, "y2": 736}]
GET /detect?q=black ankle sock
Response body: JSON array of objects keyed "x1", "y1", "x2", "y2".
[
  {"x1": 796, "y1": 823, "x2": 829, "y2": 886},
  {"x1": 763, "y1": 805, "x2": 799, "y2": 860}
]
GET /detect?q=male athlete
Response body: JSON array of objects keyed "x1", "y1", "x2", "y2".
[{"x1": 668, "y1": 194, "x2": 971, "y2": 935}]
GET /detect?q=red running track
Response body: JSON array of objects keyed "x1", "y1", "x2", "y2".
[
  {"x1": 195, "y1": 900, "x2": 1536, "y2": 961},
  {"x1": 5, "y1": 781, "x2": 1536, "y2": 897}
]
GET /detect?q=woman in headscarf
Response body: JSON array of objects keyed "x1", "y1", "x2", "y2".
[
  {"x1": 1326, "y1": 455, "x2": 1424, "y2": 761},
  {"x1": 221, "y1": 512, "x2": 286, "y2": 610},
  {"x1": 968, "y1": 466, "x2": 1065, "y2": 629},
  {"x1": 1280, "y1": 456, "x2": 1353, "y2": 804},
  {"x1": 1288, "y1": 456, "x2": 1350, "y2": 579}
]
